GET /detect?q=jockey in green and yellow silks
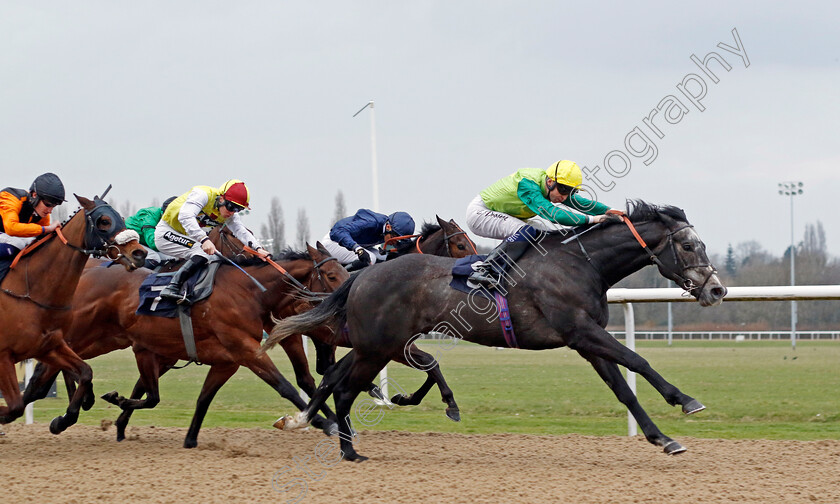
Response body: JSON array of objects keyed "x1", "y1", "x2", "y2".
[{"x1": 465, "y1": 160, "x2": 619, "y2": 287}]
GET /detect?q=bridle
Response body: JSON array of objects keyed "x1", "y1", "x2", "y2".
[
  {"x1": 409, "y1": 224, "x2": 478, "y2": 256},
  {"x1": 238, "y1": 244, "x2": 338, "y2": 294},
  {"x1": 616, "y1": 215, "x2": 717, "y2": 295},
  {"x1": 2, "y1": 199, "x2": 136, "y2": 310}
]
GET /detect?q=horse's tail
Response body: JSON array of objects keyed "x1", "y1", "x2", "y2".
[{"x1": 259, "y1": 273, "x2": 360, "y2": 354}]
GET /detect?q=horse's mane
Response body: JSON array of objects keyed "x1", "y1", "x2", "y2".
[
  {"x1": 625, "y1": 199, "x2": 688, "y2": 224},
  {"x1": 274, "y1": 248, "x2": 313, "y2": 261},
  {"x1": 61, "y1": 205, "x2": 85, "y2": 226},
  {"x1": 419, "y1": 222, "x2": 441, "y2": 240}
]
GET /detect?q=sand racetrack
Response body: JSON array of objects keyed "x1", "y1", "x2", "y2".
[{"x1": 1, "y1": 423, "x2": 838, "y2": 503}]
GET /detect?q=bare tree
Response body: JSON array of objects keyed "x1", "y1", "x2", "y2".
[
  {"x1": 108, "y1": 199, "x2": 137, "y2": 219},
  {"x1": 332, "y1": 190, "x2": 347, "y2": 226},
  {"x1": 295, "y1": 207, "x2": 310, "y2": 250},
  {"x1": 259, "y1": 196, "x2": 285, "y2": 255}
]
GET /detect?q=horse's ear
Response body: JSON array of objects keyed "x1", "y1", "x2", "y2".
[
  {"x1": 75, "y1": 194, "x2": 95, "y2": 210},
  {"x1": 436, "y1": 215, "x2": 450, "y2": 229},
  {"x1": 315, "y1": 241, "x2": 331, "y2": 257},
  {"x1": 305, "y1": 242, "x2": 320, "y2": 259}
]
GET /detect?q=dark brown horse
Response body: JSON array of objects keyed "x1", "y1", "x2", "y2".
[
  {"x1": 384, "y1": 216, "x2": 477, "y2": 259},
  {"x1": 266, "y1": 202, "x2": 727, "y2": 461},
  {"x1": 0, "y1": 195, "x2": 146, "y2": 432},
  {"x1": 47, "y1": 241, "x2": 347, "y2": 447}
]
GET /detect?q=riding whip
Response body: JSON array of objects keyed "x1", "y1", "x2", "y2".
[{"x1": 214, "y1": 252, "x2": 267, "y2": 292}]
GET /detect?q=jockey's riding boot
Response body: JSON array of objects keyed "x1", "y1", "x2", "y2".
[
  {"x1": 468, "y1": 239, "x2": 531, "y2": 288},
  {"x1": 159, "y1": 255, "x2": 208, "y2": 302}
]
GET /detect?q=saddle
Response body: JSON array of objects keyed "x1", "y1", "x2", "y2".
[{"x1": 136, "y1": 261, "x2": 221, "y2": 317}]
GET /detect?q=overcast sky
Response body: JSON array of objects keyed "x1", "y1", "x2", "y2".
[{"x1": 2, "y1": 1, "x2": 838, "y2": 259}]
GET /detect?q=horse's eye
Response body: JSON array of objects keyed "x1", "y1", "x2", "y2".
[
  {"x1": 457, "y1": 244, "x2": 466, "y2": 250},
  {"x1": 682, "y1": 243, "x2": 693, "y2": 251},
  {"x1": 327, "y1": 274, "x2": 337, "y2": 281},
  {"x1": 96, "y1": 217, "x2": 111, "y2": 232}
]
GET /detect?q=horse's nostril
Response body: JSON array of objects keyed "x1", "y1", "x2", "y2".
[
  {"x1": 711, "y1": 286, "x2": 726, "y2": 298},
  {"x1": 133, "y1": 250, "x2": 147, "y2": 260}
]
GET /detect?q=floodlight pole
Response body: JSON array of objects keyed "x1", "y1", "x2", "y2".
[
  {"x1": 778, "y1": 181, "x2": 803, "y2": 350},
  {"x1": 353, "y1": 100, "x2": 388, "y2": 402},
  {"x1": 353, "y1": 101, "x2": 379, "y2": 212}
]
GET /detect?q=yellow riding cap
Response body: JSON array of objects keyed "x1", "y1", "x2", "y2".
[{"x1": 546, "y1": 160, "x2": 583, "y2": 189}]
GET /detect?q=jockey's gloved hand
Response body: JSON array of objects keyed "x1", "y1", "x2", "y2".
[
  {"x1": 347, "y1": 259, "x2": 369, "y2": 271},
  {"x1": 355, "y1": 247, "x2": 371, "y2": 265}
]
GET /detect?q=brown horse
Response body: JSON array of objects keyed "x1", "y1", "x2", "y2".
[
  {"x1": 24, "y1": 226, "x2": 256, "y2": 399},
  {"x1": 385, "y1": 216, "x2": 478, "y2": 259},
  {"x1": 41, "y1": 241, "x2": 347, "y2": 447},
  {"x1": 0, "y1": 195, "x2": 146, "y2": 432},
  {"x1": 23, "y1": 227, "x2": 340, "y2": 438}
]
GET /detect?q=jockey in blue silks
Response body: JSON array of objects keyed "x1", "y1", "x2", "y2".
[{"x1": 321, "y1": 209, "x2": 416, "y2": 269}]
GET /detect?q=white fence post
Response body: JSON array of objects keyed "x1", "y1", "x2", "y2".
[
  {"x1": 623, "y1": 303, "x2": 638, "y2": 437},
  {"x1": 24, "y1": 359, "x2": 34, "y2": 425}
]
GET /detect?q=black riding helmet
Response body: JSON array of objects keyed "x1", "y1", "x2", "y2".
[
  {"x1": 161, "y1": 196, "x2": 178, "y2": 213},
  {"x1": 30, "y1": 173, "x2": 66, "y2": 207}
]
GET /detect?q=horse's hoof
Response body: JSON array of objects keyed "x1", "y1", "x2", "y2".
[
  {"x1": 390, "y1": 394, "x2": 409, "y2": 406},
  {"x1": 183, "y1": 438, "x2": 197, "y2": 449},
  {"x1": 82, "y1": 391, "x2": 95, "y2": 411},
  {"x1": 49, "y1": 417, "x2": 65, "y2": 435},
  {"x1": 663, "y1": 440, "x2": 687, "y2": 455},
  {"x1": 323, "y1": 422, "x2": 339, "y2": 436},
  {"x1": 100, "y1": 391, "x2": 120, "y2": 406},
  {"x1": 682, "y1": 399, "x2": 706, "y2": 415},
  {"x1": 445, "y1": 407, "x2": 461, "y2": 422},
  {"x1": 273, "y1": 417, "x2": 288, "y2": 430},
  {"x1": 343, "y1": 451, "x2": 369, "y2": 463},
  {"x1": 116, "y1": 432, "x2": 126, "y2": 442}
]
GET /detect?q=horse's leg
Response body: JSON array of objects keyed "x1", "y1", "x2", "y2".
[
  {"x1": 35, "y1": 343, "x2": 94, "y2": 434},
  {"x1": 22, "y1": 362, "x2": 60, "y2": 405},
  {"x1": 182, "y1": 364, "x2": 238, "y2": 448},
  {"x1": 100, "y1": 349, "x2": 162, "y2": 412},
  {"x1": 331, "y1": 352, "x2": 391, "y2": 462},
  {"x1": 578, "y1": 350, "x2": 686, "y2": 454},
  {"x1": 114, "y1": 360, "x2": 176, "y2": 442},
  {"x1": 239, "y1": 340, "x2": 336, "y2": 435},
  {"x1": 280, "y1": 334, "x2": 316, "y2": 396},
  {"x1": 567, "y1": 324, "x2": 703, "y2": 413},
  {"x1": 275, "y1": 350, "x2": 354, "y2": 431},
  {"x1": 0, "y1": 354, "x2": 24, "y2": 423},
  {"x1": 280, "y1": 333, "x2": 338, "y2": 421},
  {"x1": 389, "y1": 345, "x2": 460, "y2": 421}
]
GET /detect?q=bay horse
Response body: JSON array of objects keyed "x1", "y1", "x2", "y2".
[
  {"x1": 34, "y1": 241, "x2": 348, "y2": 447},
  {"x1": 0, "y1": 195, "x2": 146, "y2": 432},
  {"x1": 264, "y1": 201, "x2": 727, "y2": 461},
  {"x1": 23, "y1": 226, "x2": 319, "y2": 405}
]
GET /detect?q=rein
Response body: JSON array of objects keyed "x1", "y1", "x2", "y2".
[
  {"x1": 3, "y1": 217, "x2": 120, "y2": 310},
  {"x1": 242, "y1": 245, "x2": 337, "y2": 293}
]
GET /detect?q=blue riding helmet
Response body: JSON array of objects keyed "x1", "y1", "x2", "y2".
[{"x1": 387, "y1": 212, "x2": 415, "y2": 236}]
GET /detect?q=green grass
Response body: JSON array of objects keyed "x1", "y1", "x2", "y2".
[{"x1": 22, "y1": 341, "x2": 840, "y2": 441}]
